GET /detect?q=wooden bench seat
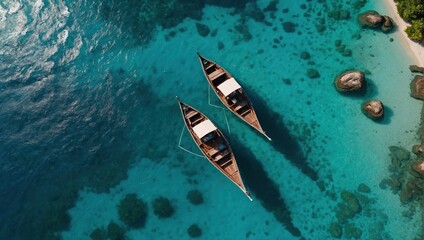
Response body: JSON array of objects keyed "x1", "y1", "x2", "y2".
[
  {"x1": 207, "y1": 148, "x2": 219, "y2": 156},
  {"x1": 205, "y1": 63, "x2": 216, "y2": 71},
  {"x1": 186, "y1": 111, "x2": 199, "y2": 119},
  {"x1": 191, "y1": 117, "x2": 204, "y2": 126},
  {"x1": 234, "y1": 102, "x2": 247, "y2": 111},
  {"x1": 209, "y1": 70, "x2": 226, "y2": 81},
  {"x1": 214, "y1": 151, "x2": 229, "y2": 162}
]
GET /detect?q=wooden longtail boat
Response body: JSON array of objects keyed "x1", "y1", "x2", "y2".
[
  {"x1": 196, "y1": 52, "x2": 271, "y2": 141},
  {"x1": 176, "y1": 97, "x2": 252, "y2": 201}
]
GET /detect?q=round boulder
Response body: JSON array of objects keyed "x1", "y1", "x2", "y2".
[
  {"x1": 358, "y1": 10, "x2": 383, "y2": 28},
  {"x1": 409, "y1": 65, "x2": 424, "y2": 74},
  {"x1": 412, "y1": 161, "x2": 424, "y2": 175},
  {"x1": 412, "y1": 145, "x2": 424, "y2": 155},
  {"x1": 362, "y1": 100, "x2": 384, "y2": 120},
  {"x1": 334, "y1": 70, "x2": 365, "y2": 92},
  {"x1": 381, "y1": 16, "x2": 395, "y2": 32},
  {"x1": 410, "y1": 75, "x2": 424, "y2": 100}
]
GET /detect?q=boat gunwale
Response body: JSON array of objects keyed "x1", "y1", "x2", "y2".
[
  {"x1": 196, "y1": 52, "x2": 271, "y2": 141},
  {"x1": 176, "y1": 97, "x2": 252, "y2": 201}
]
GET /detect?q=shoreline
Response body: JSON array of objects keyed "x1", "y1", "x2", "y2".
[{"x1": 382, "y1": 0, "x2": 424, "y2": 67}]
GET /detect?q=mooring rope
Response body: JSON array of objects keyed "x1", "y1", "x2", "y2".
[
  {"x1": 222, "y1": 108, "x2": 231, "y2": 134},
  {"x1": 208, "y1": 85, "x2": 225, "y2": 109},
  {"x1": 178, "y1": 124, "x2": 204, "y2": 158},
  {"x1": 208, "y1": 86, "x2": 231, "y2": 134}
]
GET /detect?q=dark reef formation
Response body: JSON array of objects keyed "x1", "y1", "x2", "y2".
[
  {"x1": 118, "y1": 193, "x2": 148, "y2": 228},
  {"x1": 379, "y1": 145, "x2": 424, "y2": 217},
  {"x1": 334, "y1": 39, "x2": 353, "y2": 58},
  {"x1": 196, "y1": 23, "x2": 211, "y2": 37},
  {"x1": 336, "y1": 191, "x2": 362, "y2": 224},
  {"x1": 99, "y1": 0, "x2": 204, "y2": 44},
  {"x1": 152, "y1": 196, "x2": 175, "y2": 218},
  {"x1": 307, "y1": 68, "x2": 320, "y2": 79},
  {"x1": 0, "y1": 68, "x2": 161, "y2": 240},
  {"x1": 187, "y1": 190, "x2": 204, "y2": 205},
  {"x1": 187, "y1": 224, "x2": 202, "y2": 238},
  {"x1": 90, "y1": 221, "x2": 126, "y2": 240},
  {"x1": 327, "y1": 185, "x2": 391, "y2": 239},
  {"x1": 98, "y1": 0, "x2": 255, "y2": 45},
  {"x1": 282, "y1": 22, "x2": 296, "y2": 33}
]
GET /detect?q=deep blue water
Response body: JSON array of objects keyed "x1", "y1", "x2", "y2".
[{"x1": 0, "y1": 0, "x2": 423, "y2": 239}]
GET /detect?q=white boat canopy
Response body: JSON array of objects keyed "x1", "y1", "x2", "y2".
[
  {"x1": 192, "y1": 119, "x2": 217, "y2": 138},
  {"x1": 217, "y1": 78, "x2": 241, "y2": 97}
]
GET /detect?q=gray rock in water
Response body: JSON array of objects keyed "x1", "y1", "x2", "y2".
[
  {"x1": 334, "y1": 70, "x2": 365, "y2": 92},
  {"x1": 381, "y1": 16, "x2": 395, "y2": 32},
  {"x1": 362, "y1": 100, "x2": 384, "y2": 120},
  {"x1": 410, "y1": 75, "x2": 424, "y2": 100},
  {"x1": 358, "y1": 10, "x2": 383, "y2": 28},
  {"x1": 412, "y1": 145, "x2": 424, "y2": 155},
  {"x1": 412, "y1": 161, "x2": 424, "y2": 176},
  {"x1": 409, "y1": 65, "x2": 424, "y2": 74},
  {"x1": 358, "y1": 10, "x2": 395, "y2": 32},
  {"x1": 389, "y1": 146, "x2": 410, "y2": 162}
]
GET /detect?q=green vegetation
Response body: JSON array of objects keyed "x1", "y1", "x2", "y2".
[
  {"x1": 395, "y1": 0, "x2": 424, "y2": 42},
  {"x1": 406, "y1": 19, "x2": 424, "y2": 41},
  {"x1": 396, "y1": 0, "x2": 424, "y2": 21}
]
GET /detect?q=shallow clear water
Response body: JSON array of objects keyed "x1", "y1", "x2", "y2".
[{"x1": 0, "y1": 0, "x2": 423, "y2": 239}]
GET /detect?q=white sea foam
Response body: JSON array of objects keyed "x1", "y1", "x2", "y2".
[
  {"x1": 60, "y1": 34, "x2": 82, "y2": 64},
  {"x1": 5, "y1": 0, "x2": 22, "y2": 14},
  {"x1": 57, "y1": 29, "x2": 69, "y2": 45}
]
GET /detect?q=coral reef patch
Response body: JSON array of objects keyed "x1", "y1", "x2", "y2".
[
  {"x1": 118, "y1": 193, "x2": 148, "y2": 228},
  {"x1": 152, "y1": 196, "x2": 175, "y2": 218},
  {"x1": 90, "y1": 221, "x2": 126, "y2": 240},
  {"x1": 187, "y1": 224, "x2": 202, "y2": 238},
  {"x1": 380, "y1": 145, "x2": 424, "y2": 206},
  {"x1": 187, "y1": 190, "x2": 204, "y2": 205}
]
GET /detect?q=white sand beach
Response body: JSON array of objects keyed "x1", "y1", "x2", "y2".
[{"x1": 383, "y1": 0, "x2": 424, "y2": 67}]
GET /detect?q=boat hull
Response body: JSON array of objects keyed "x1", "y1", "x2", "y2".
[
  {"x1": 176, "y1": 97, "x2": 252, "y2": 201},
  {"x1": 196, "y1": 52, "x2": 271, "y2": 141}
]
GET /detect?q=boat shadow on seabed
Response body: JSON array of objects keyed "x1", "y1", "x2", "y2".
[
  {"x1": 239, "y1": 86, "x2": 319, "y2": 182},
  {"x1": 230, "y1": 137, "x2": 303, "y2": 239}
]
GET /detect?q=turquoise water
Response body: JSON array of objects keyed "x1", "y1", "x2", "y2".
[{"x1": 0, "y1": 0, "x2": 423, "y2": 239}]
